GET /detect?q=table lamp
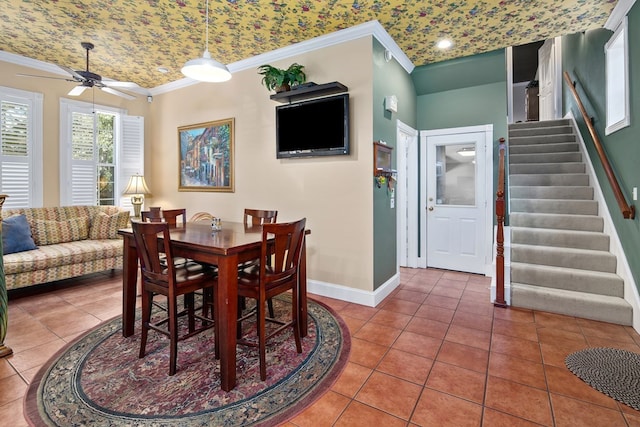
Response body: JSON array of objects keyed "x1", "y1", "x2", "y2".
[{"x1": 123, "y1": 174, "x2": 151, "y2": 218}]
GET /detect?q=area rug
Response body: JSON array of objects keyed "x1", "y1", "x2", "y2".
[
  {"x1": 25, "y1": 296, "x2": 350, "y2": 426},
  {"x1": 565, "y1": 347, "x2": 640, "y2": 410}
]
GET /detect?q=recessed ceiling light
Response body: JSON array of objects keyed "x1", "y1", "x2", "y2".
[
  {"x1": 157, "y1": 67, "x2": 169, "y2": 74},
  {"x1": 437, "y1": 39, "x2": 453, "y2": 50}
]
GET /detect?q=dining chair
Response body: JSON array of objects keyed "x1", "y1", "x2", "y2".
[
  {"x1": 162, "y1": 208, "x2": 187, "y2": 227},
  {"x1": 241, "y1": 209, "x2": 278, "y2": 317},
  {"x1": 131, "y1": 221, "x2": 217, "y2": 375},
  {"x1": 236, "y1": 218, "x2": 306, "y2": 381},
  {"x1": 141, "y1": 207, "x2": 163, "y2": 222}
]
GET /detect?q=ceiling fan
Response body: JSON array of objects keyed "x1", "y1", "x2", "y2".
[{"x1": 18, "y1": 42, "x2": 140, "y2": 100}]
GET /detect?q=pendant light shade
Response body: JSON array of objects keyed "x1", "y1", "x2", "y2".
[{"x1": 181, "y1": 0, "x2": 231, "y2": 82}]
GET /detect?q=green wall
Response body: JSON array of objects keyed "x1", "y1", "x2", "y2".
[
  {"x1": 562, "y1": 4, "x2": 640, "y2": 290},
  {"x1": 416, "y1": 50, "x2": 508, "y2": 208},
  {"x1": 372, "y1": 39, "x2": 417, "y2": 289}
]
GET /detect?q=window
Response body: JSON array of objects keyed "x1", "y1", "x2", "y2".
[
  {"x1": 0, "y1": 86, "x2": 43, "y2": 209},
  {"x1": 60, "y1": 99, "x2": 144, "y2": 209},
  {"x1": 605, "y1": 16, "x2": 629, "y2": 135}
]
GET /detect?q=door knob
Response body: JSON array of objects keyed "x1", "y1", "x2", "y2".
[{"x1": 428, "y1": 206, "x2": 434, "y2": 211}]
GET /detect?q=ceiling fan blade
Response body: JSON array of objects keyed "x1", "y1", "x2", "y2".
[
  {"x1": 58, "y1": 64, "x2": 85, "y2": 81},
  {"x1": 16, "y1": 73, "x2": 75, "y2": 82},
  {"x1": 100, "y1": 86, "x2": 135, "y2": 100},
  {"x1": 102, "y1": 79, "x2": 139, "y2": 89},
  {"x1": 68, "y1": 85, "x2": 89, "y2": 96}
]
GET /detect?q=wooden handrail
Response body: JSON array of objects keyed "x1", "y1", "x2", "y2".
[
  {"x1": 494, "y1": 138, "x2": 507, "y2": 307},
  {"x1": 563, "y1": 72, "x2": 635, "y2": 219}
]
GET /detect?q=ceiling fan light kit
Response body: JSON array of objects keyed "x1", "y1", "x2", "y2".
[{"x1": 182, "y1": 0, "x2": 231, "y2": 83}]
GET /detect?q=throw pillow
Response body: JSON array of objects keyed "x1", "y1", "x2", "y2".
[
  {"x1": 89, "y1": 211, "x2": 131, "y2": 240},
  {"x1": 1, "y1": 214, "x2": 38, "y2": 254},
  {"x1": 31, "y1": 217, "x2": 90, "y2": 246}
]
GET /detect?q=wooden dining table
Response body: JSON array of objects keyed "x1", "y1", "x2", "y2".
[{"x1": 117, "y1": 221, "x2": 309, "y2": 391}]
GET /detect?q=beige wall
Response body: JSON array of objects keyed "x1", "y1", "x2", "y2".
[
  {"x1": 149, "y1": 37, "x2": 375, "y2": 291},
  {"x1": 0, "y1": 61, "x2": 150, "y2": 206}
]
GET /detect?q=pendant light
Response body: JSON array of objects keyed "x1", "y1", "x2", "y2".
[{"x1": 181, "y1": 0, "x2": 231, "y2": 82}]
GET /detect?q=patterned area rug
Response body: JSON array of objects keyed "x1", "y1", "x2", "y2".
[
  {"x1": 565, "y1": 347, "x2": 640, "y2": 410},
  {"x1": 25, "y1": 296, "x2": 350, "y2": 426}
]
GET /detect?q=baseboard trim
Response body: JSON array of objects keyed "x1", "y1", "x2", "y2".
[{"x1": 307, "y1": 272, "x2": 401, "y2": 307}]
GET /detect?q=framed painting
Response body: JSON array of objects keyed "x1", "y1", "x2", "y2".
[{"x1": 178, "y1": 118, "x2": 234, "y2": 192}]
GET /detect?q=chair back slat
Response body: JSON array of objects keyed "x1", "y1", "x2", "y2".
[
  {"x1": 261, "y1": 219, "x2": 305, "y2": 284},
  {"x1": 244, "y1": 209, "x2": 277, "y2": 227},
  {"x1": 131, "y1": 221, "x2": 175, "y2": 285}
]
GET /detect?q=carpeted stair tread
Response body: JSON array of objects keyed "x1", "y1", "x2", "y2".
[
  {"x1": 510, "y1": 198, "x2": 598, "y2": 215},
  {"x1": 510, "y1": 212, "x2": 604, "y2": 231},
  {"x1": 511, "y1": 283, "x2": 632, "y2": 325},
  {"x1": 509, "y1": 119, "x2": 571, "y2": 129},
  {"x1": 509, "y1": 134, "x2": 577, "y2": 146},
  {"x1": 509, "y1": 125, "x2": 574, "y2": 137},
  {"x1": 510, "y1": 173, "x2": 589, "y2": 186},
  {"x1": 510, "y1": 143, "x2": 579, "y2": 154},
  {"x1": 511, "y1": 262, "x2": 623, "y2": 296},
  {"x1": 510, "y1": 185, "x2": 593, "y2": 200},
  {"x1": 510, "y1": 163, "x2": 586, "y2": 175},
  {"x1": 511, "y1": 243, "x2": 617, "y2": 273},
  {"x1": 510, "y1": 152, "x2": 583, "y2": 164},
  {"x1": 511, "y1": 227, "x2": 609, "y2": 251}
]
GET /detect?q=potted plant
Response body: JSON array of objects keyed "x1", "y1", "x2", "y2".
[{"x1": 257, "y1": 63, "x2": 306, "y2": 93}]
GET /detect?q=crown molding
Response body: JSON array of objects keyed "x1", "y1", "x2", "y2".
[
  {"x1": 151, "y1": 20, "x2": 414, "y2": 96},
  {"x1": 605, "y1": 0, "x2": 636, "y2": 30}
]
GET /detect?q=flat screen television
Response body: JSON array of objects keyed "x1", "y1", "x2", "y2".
[{"x1": 276, "y1": 93, "x2": 349, "y2": 158}]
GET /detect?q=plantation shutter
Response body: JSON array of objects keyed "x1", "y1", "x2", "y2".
[
  {"x1": 119, "y1": 115, "x2": 144, "y2": 211},
  {"x1": 0, "y1": 88, "x2": 43, "y2": 209},
  {"x1": 69, "y1": 110, "x2": 98, "y2": 205}
]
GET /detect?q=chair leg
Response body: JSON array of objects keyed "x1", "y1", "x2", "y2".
[
  {"x1": 168, "y1": 296, "x2": 179, "y2": 376},
  {"x1": 292, "y1": 287, "x2": 302, "y2": 353},
  {"x1": 258, "y1": 296, "x2": 267, "y2": 381},
  {"x1": 185, "y1": 293, "x2": 196, "y2": 333},
  {"x1": 236, "y1": 296, "x2": 244, "y2": 339},
  {"x1": 139, "y1": 290, "x2": 153, "y2": 359},
  {"x1": 267, "y1": 298, "x2": 275, "y2": 318}
]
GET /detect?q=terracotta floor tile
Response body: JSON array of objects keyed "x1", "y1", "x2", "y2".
[
  {"x1": 338, "y1": 303, "x2": 378, "y2": 321},
  {"x1": 539, "y1": 340, "x2": 590, "y2": 368},
  {"x1": 441, "y1": 271, "x2": 472, "y2": 282},
  {"x1": 488, "y1": 352, "x2": 546, "y2": 390},
  {"x1": 493, "y1": 307, "x2": 535, "y2": 323},
  {"x1": 424, "y1": 294, "x2": 460, "y2": 310},
  {"x1": 340, "y1": 314, "x2": 367, "y2": 335},
  {"x1": 426, "y1": 361, "x2": 486, "y2": 403},
  {"x1": 290, "y1": 390, "x2": 351, "y2": 427},
  {"x1": 485, "y1": 376, "x2": 553, "y2": 426},
  {"x1": 376, "y1": 348, "x2": 433, "y2": 385},
  {"x1": 457, "y1": 300, "x2": 495, "y2": 317},
  {"x1": 7, "y1": 339, "x2": 67, "y2": 373},
  {"x1": 393, "y1": 331, "x2": 443, "y2": 359},
  {"x1": 492, "y1": 318, "x2": 538, "y2": 342},
  {"x1": 533, "y1": 311, "x2": 582, "y2": 334},
  {"x1": 411, "y1": 388, "x2": 482, "y2": 427},
  {"x1": 353, "y1": 322, "x2": 402, "y2": 347},
  {"x1": 436, "y1": 341, "x2": 489, "y2": 373},
  {"x1": 334, "y1": 401, "x2": 407, "y2": 427},
  {"x1": 414, "y1": 304, "x2": 455, "y2": 323},
  {"x1": 452, "y1": 310, "x2": 493, "y2": 332},
  {"x1": 544, "y1": 364, "x2": 619, "y2": 409},
  {"x1": 331, "y1": 362, "x2": 372, "y2": 398},
  {"x1": 481, "y1": 408, "x2": 543, "y2": 426},
  {"x1": 550, "y1": 393, "x2": 627, "y2": 427},
  {"x1": 405, "y1": 316, "x2": 450, "y2": 340},
  {"x1": 445, "y1": 325, "x2": 491, "y2": 351},
  {"x1": 393, "y1": 289, "x2": 428, "y2": 304},
  {"x1": 0, "y1": 398, "x2": 29, "y2": 427},
  {"x1": 369, "y1": 309, "x2": 413, "y2": 330},
  {"x1": 0, "y1": 359, "x2": 16, "y2": 381},
  {"x1": 379, "y1": 298, "x2": 421, "y2": 316},
  {"x1": 490, "y1": 333, "x2": 542, "y2": 363},
  {"x1": 536, "y1": 327, "x2": 587, "y2": 346},
  {"x1": 355, "y1": 371, "x2": 422, "y2": 420},
  {"x1": 430, "y1": 284, "x2": 465, "y2": 299},
  {"x1": 0, "y1": 374, "x2": 28, "y2": 406},
  {"x1": 624, "y1": 411, "x2": 640, "y2": 427},
  {"x1": 348, "y1": 337, "x2": 389, "y2": 369},
  {"x1": 584, "y1": 336, "x2": 640, "y2": 352},
  {"x1": 577, "y1": 319, "x2": 636, "y2": 344}
]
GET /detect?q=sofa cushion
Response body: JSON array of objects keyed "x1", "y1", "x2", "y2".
[
  {"x1": 89, "y1": 211, "x2": 130, "y2": 240},
  {"x1": 1, "y1": 214, "x2": 37, "y2": 255},
  {"x1": 31, "y1": 217, "x2": 90, "y2": 246}
]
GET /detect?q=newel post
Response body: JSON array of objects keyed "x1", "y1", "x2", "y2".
[
  {"x1": 494, "y1": 140, "x2": 507, "y2": 308},
  {"x1": 0, "y1": 194, "x2": 12, "y2": 357}
]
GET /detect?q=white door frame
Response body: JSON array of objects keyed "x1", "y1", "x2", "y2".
[
  {"x1": 396, "y1": 120, "x2": 419, "y2": 268},
  {"x1": 419, "y1": 124, "x2": 494, "y2": 275}
]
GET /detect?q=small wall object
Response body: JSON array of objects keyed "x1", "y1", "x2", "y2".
[
  {"x1": 385, "y1": 95, "x2": 398, "y2": 113},
  {"x1": 373, "y1": 141, "x2": 396, "y2": 188}
]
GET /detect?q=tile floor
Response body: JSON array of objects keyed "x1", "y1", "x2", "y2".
[{"x1": 2, "y1": 267, "x2": 640, "y2": 426}]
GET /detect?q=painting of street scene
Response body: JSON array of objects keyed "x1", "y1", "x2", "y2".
[{"x1": 178, "y1": 119, "x2": 234, "y2": 192}]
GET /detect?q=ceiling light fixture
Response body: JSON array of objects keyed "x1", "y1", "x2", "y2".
[
  {"x1": 181, "y1": 0, "x2": 231, "y2": 82},
  {"x1": 436, "y1": 39, "x2": 453, "y2": 50},
  {"x1": 457, "y1": 147, "x2": 476, "y2": 157}
]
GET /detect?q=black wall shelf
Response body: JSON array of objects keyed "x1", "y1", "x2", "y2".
[{"x1": 270, "y1": 81, "x2": 348, "y2": 103}]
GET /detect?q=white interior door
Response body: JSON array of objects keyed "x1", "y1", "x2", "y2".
[
  {"x1": 538, "y1": 39, "x2": 555, "y2": 120},
  {"x1": 420, "y1": 127, "x2": 490, "y2": 274},
  {"x1": 396, "y1": 121, "x2": 419, "y2": 268}
]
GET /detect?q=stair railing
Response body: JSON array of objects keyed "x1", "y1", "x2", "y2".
[
  {"x1": 494, "y1": 138, "x2": 507, "y2": 307},
  {"x1": 563, "y1": 71, "x2": 635, "y2": 220}
]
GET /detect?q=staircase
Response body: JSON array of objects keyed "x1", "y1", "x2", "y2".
[{"x1": 508, "y1": 119, "x2": 632, "y2": 325}]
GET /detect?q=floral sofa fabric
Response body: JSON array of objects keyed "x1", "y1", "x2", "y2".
[{"x1": 1, "y1": 206, "x2": 129, "y2": 291}]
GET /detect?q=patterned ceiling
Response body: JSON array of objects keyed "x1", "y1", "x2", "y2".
[{"x1": 0, "y1": 0, "x2": 616, "y2": 90}]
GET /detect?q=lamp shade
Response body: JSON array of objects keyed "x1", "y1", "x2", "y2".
[
  {"x1": 123, "y1": 174, "x2": 151, "y2": 195},
  {"x1": 181, "y1": 50, "x2": 232, "y2": 82}
]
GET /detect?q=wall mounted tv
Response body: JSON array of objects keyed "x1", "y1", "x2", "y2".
[{"x1": 276, "y1": 93, "x2": 349, "y2": 159}]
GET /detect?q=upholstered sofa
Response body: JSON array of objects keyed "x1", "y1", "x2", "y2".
[{"x1": 1, "y1": 206, "x2": 130, "y2": 291}]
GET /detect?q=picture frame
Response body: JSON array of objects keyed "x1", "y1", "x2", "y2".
[{"x1": 178, "y1": 118, "x2": 234, "y2": 192}]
